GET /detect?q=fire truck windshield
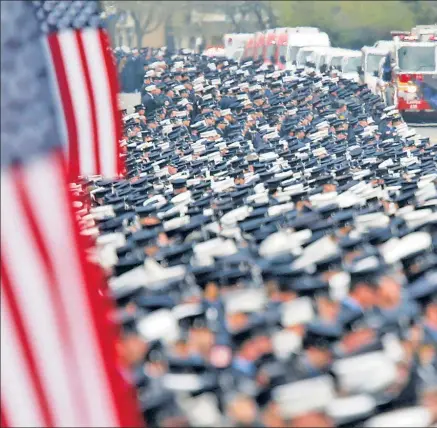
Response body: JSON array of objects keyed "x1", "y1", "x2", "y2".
[
  {"x1": 343, "y1": 57, "x2": 361, "y2": 73},
  {"x1": 331, "y1": 56, "x2": 343, "y2": 70},
  {"x1": 288, "y1": 46, "x2": 300, "y2": 62},
  {"x1": 398, "y1": 46, "x2": 436, "y2": 72},
  {"x1": 366, "y1": 54, "x2": 385, "y2": 74}
]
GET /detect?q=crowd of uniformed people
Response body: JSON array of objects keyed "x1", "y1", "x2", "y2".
[{"x1": 74, "y1": 47, "x2": 437, "y2": 428}]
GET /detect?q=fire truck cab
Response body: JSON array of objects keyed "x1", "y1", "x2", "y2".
[
  {"x1": 264, "y1": 29, "x2": 277, "y2": 65},
  {"x1": 242, "y1": 35, "x2": 256, "y2": 61},
  {"x1": 275, "y1": 31, "x2": 289, "y2": 69},
  {"x1": 296, "y1": 46, "x2": 330, "y2": 69},
  {"x1": 338, "y1": 50, "x2": 362, "y2": 82},
  {"x1": 388, "y1": 29, "x2": 437, "y2": 120},
  {"x1": 254, "y1": 32, "x2": 266, "y2": 61},
  {"x1": 271, "y1": 27, "x2": 324, "y2": 69},
  {"x1": 285, "y1": 31, "x2": 331, "y2": 69}
]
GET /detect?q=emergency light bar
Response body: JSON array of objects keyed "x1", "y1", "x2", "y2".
[{"x1": 419, "y1": 33, "x2": 437, "y2": 41}]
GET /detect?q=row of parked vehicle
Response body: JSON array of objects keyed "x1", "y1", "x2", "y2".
[
  {"x1": 219, "y1": 25, "x2": 437, "y2": 120},
  {"x1": 223, "y1": 28, "x2": 327, "y2": 68},
  {"x1": 222, "y1": 28, "x2": 386, "y2": 87}
]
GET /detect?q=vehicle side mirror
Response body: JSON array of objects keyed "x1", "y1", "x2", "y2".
[{"x1": 373, "y1": 70, "x2": 379, "y2": 77}]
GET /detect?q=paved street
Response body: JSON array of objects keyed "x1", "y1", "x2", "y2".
[
  {"x1": 119, "y1": 92, "x2": 141, "y2": 112},
  {"x1": 407, "y1": 124, "x2": 437, "y2": 145}
]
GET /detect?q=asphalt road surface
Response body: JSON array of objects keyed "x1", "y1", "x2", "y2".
[
  {"x1": 406, "y1": 123, "x2": 437, "y2": 145},
  {"x1": 118, "y1": 93, "x2": 437, "y2": 144},
  {"x1": 119, "y1": 92, "x2": 141, "y2": 112}
]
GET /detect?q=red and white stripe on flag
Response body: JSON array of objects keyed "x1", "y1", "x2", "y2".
[
  {"x1": 45, "y1": 28, "x2": 123, "y2": 181},
  {"x1": 0, "y1": 152, "x2": 141, "y2": 427}
]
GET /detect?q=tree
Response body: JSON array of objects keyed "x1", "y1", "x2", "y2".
[
  {"x1": 183, "y1": 0, "x2": 277, "y2": 34},
  {"x1": 401, "y1": 0, "x2": 437, "y2": 24},
  {"x1": 103, "y1": 1, "x2": 182, "y2": 47},
  {"x1": 273, "y1": 0, "x2": 420, "y2": 49},
  {"x1": 250, "y1": 1, "x2": 277, "y2": 30},
  {"x1": 221, "y1": 1, "x2": 249, "y2": 33},
  {"x1": 217, "y1": 0, "x2": 277, "y2": 33}
]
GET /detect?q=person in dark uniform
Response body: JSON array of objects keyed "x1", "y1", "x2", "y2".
[
  {"x1": 161, "y1": 87, "x2": 175, "y2": 107},
  {"x1": 85, "y1": 49, "x2": 437, "y2": 428},
  {"x1": 295, "y1": 126, "x2": 310, "y2": 145},
  {"x1": 141, "y1": 73, "x2": 155, "y2": 98},
  {"x1": 141, "y1": 85, "x2": 162, "y2": 114}
]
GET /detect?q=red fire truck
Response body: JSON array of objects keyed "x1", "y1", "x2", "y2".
[
  {"x1": 274, "y1": 30, "x2": 289, "y2": 69},
  {"x1": 386, "y1": 27, "x2": 437, "y2": 120},
  {"x1": 264, "y1": 29, "x2": 277, "y2": 65},
  {"x1": 242, "y1": 35, "x2": 256, "y2": 61},
  {"x1": 254, "y1": 32, "x2": 266, "y2": 61}
]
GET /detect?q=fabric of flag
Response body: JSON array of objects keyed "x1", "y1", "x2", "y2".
[
  {"x1": 32, "y1": 0, "x2": 123, "y2": 180},
  {"x1": 0, "y1": 2, "x2": 141, "y2": 427}
]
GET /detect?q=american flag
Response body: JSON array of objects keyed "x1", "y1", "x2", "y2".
[
  {"x1": 33, "y1": 0, "x2": 123, "y2": 180},
  {"x1": 0, "y1": 2, "x2": 141, "y2": 427}
]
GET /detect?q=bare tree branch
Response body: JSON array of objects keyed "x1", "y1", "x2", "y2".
[
  {"x1": 139, "y1": 7, "x2": 159, "y2": 34},
  {"x1": 249, "y1": 2, "x2": 267, "y2": 30}
]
